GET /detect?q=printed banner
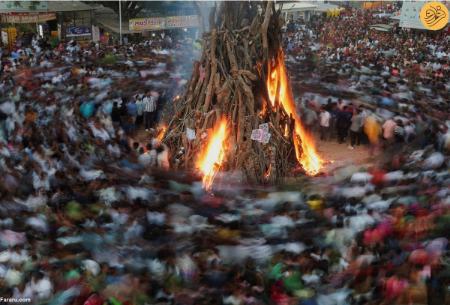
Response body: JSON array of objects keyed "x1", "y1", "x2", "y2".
[
  {"x1": 129, "y1": 17, "x2": 165, "y2": 31},
  {"x1": 1, "y1": 27, "x2": 17, "y2": 49},
  {"x1": 0, "y1": 12, "x2": 56, "y2": 24},
  {"x1": 129, "y1": 15, "x2": 199, "y2": 31},
  {"x1": 362, "y1": 1, "x2": 383, "y2": 10},
  {"x1": 1, "y1": 30, "x2": 8, "y2": 45},
  {"x1": 92, "y1": 25, "x2": 100, "y2": 42},
  {"x1": 165, "y1": 15, "x2": 199, "y2": 28},
  {"x1": 66, "y1": 26, "x2": 91, "y2": 37}
]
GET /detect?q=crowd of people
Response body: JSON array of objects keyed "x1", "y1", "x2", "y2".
[
  {"x1": 0, "y1": 34, "x2": 191, "y2": 303},
  {"x1": 0, "y1": 5, "x2": 448, "y2": 305},
  {"x1": 285, "y1": 7, "x2": 449, "y2": 154},
  {"x1": 299, "y1": 97, "x2": 435, "y2": 155}
]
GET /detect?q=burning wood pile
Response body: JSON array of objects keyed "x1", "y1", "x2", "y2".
[{"x1": 163, "y1": 2, "x2": 322, "y2": 189}]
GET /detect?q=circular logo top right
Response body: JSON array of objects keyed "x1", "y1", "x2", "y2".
[{"x1": 420, "y1": 1, "x2": 449, "y2": 30}]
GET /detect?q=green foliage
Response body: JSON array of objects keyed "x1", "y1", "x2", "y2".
[
  {"x1": 85, "y1": 1, "x2": 146, "y2": 19},
  {"x1": 50, "y1": 37, "x2": 60, "y2": 49},
  {"x1": 15, "y1": 23, "x2": 36, "y2": 33},
  {"x1": 100, "y1": 53, "x2": 118, "y2": 66},
  {"x1": 434, "y1": 215, "x2": 450, "y2": 236}
]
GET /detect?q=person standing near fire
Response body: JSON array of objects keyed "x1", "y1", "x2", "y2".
[
  {"x1": 135, "y1": 94, "x2": 144, "y2": 128},
  {"x1": 336, "y1": 106, "x2": 352, "y2": 144},
  {"x1": 319, "y1": 106, "x2": 331, "y2": 141},
  {"x1": 364, "y1": 113, "x2": 382, "y2": 156},
  {"x1": 143, "y1": 91, "x2": 158, "y2": 131},
  {"x1": 349, "y1": 108, "x2": 364, "y2": 149}
]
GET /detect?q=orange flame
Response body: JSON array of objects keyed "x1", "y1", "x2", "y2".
[
  {"x1": 196, "y1": 117, "x2": 228, "y2": 190},
  {"x1": 156, "y1": 124, "x2": 167, "y2": 141},
  {"x1": 260, "y1": 101, "x2": 267, "y2": 117},
  {"x1": 267, "y1": 69, "x2": 278, "y2": 107},
  {"x1": 266, "y1": 50, "x2": 323, "y2": 175},
  {"x1": 264, "y1": 164, "x2": 272, "y2": 179}
]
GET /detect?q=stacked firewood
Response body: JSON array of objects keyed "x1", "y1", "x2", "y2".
[{"x1": 163, "y1": 2, "x2": 299, "y2": 183}]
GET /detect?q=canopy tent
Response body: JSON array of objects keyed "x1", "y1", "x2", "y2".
[
  {"x1": 313, "y1": 2, "x2": 343, "y2": 13},
  {"x1": 276, "y1": 2, "x2": 318, "y2": 13},
  {"x1": 277, "y1": 2, "x2": 317, "y2": 22},
  {"x1": 277, "y1": 2, "x2": 343, "y2": 19},
  {"x1": 390, "y1": 15, "x2": 401, "y2": 21},
  {"x1": 369, "y1": 24, "x2": 394, "y2": 32}
]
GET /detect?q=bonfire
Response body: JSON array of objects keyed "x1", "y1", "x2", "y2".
[{"x1": 163, "y1": 2, "x2": 322, "y2": 188}]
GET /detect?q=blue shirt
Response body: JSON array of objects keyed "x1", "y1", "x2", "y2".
[
  {"x1": 127, "y1": 102, "x2": 137, "y2": 117},
  {"x1": 80, "y1": 102, "x2": 94, "y2": 118},
  {"x1": 381, "y1": 97, "x2": 394, "y2": 107}
]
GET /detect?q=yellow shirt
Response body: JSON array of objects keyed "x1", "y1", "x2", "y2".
[{"x1": 364, "y1": 116, "x2": 381, "y2": 144}]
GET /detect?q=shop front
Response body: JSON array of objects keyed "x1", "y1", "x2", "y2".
[
  {"x1": 0, "y1": 1, "x2": 94, "y2": 49},
  {"x1": 0, "y1": 1, "x2": 57, "y2": 48},
  {"x1": 47, "y1": 1, "x2": 94, "y2": 42}
]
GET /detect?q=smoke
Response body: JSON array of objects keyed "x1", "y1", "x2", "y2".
[
  {"x1": 169, "y1": 1, "x2": 216, "y2": 77},
  {"x1": 196, "y1": 1, "x2": 217, "y2": 34}
]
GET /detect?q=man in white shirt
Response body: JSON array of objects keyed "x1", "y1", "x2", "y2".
[
  {"x1": 30, "y1": 272, "x2": 53, "y2": 301},
  {"x1": 138, "y1": 144, "x2": 156, "y2": 167},
  {"x1": 142, "y1": 92, "x2": 157, "y2": 131},
  {"x1": 319, "y1": 107, "x2": 331, "y2": 141}
]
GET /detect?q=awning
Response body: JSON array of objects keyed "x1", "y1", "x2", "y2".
[
  {"x1": 47, "y1": 1, "x2": 93, "y2": 12},
  {"x1": 0, "y1": 1, "x2": 93, "y2": 13},
  {"x1": 369, "y1": 24, "x2": 393, "y2": 32},
  {"x1": 313, "y1": 3, "x2": 342, "y2": 12},
  {"x1": 372, "y1": 13, "x2": 392, "y2": 18},
  {"x1": 96, "y1": 15, "x2": 138, "y2": 34},
  {"x1": 276, "y1": 2, "x2": 317, "y2": 12}
]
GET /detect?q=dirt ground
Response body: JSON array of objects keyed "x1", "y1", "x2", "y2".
[{"x1": 313, "y1": 135, "x2": 374, "y2": 174}]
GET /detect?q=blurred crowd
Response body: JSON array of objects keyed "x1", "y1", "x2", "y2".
[
  {"x1": 284, "y1": 8, "x2": 449, "y2": 154},
  {"x1": 0, "y1": 6, "x2": 448, "y2": 305}
]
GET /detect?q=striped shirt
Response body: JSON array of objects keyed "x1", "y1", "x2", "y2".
[{"x1": 143, "y1": 96, "x2": 157, "y2": 113}]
